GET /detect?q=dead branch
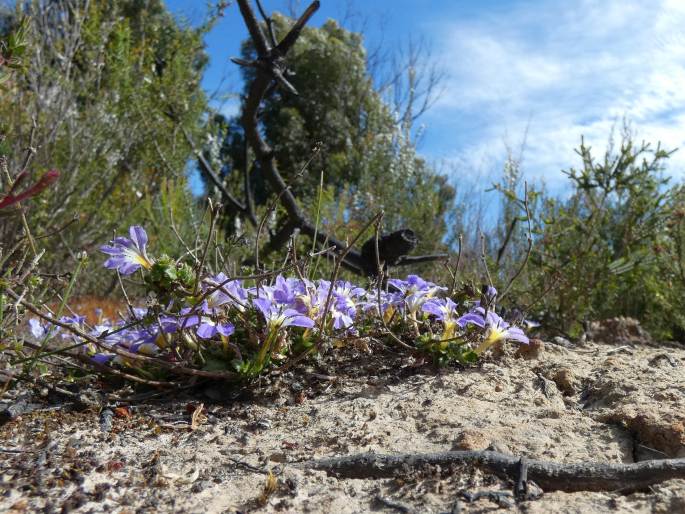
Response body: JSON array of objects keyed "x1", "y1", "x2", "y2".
[
  {"x1": 233, "y1": 0, "x2": 448, "y2": 275},
  {"x1": 299, "y1": 450, "x2": 685, "y2": 493},
  {"x1": 182, "y1": 127, "x2": 257, "y2": 227}
]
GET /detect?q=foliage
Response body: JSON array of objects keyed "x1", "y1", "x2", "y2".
[
  {"x1": 654, "y1": 185, "x2": 685, "y2": 340},
  {"x1": 0, "y1": 0, "x2": 211, "y2": 292},
  {"x1": 490, "y1": 127, "x2": 677, "y2": 338}
]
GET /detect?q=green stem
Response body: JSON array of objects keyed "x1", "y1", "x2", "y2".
[{"x1": 23, "y1": 256, "x2": 86, "y2": 375}]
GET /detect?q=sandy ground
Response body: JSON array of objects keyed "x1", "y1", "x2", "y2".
[{"x1": 1, "y1": 325, "x2": 685, "y2": 513}]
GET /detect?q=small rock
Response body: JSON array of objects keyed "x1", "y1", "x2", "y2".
[
  {"x1": 587, "y1": 316, "x2": 652, "y2": 344},
  {"x1": 649, "y1": 354, "x2": 679, "y2": 368},
  {"x1": 551, "y1": 368, "x2": 578, "y2": 396},
  {"x1": 552, "y1": 336, "x2": 573, "y2": 348},
  {"x1": 487, "y1": 441, "x2": 511, "y2": 454},
  {"x1": 452, "y1": 429, "x2": 491, "y2": 450},
  {"x1": 255, "y1": 419, "x2": 272, "y2": 430},
  {"x1": 269, "y1": 452, "x2": 288, "y2": 463},
  {"x1": 516, "y1": 338, "x2": 545, "y2": 359},
  {"x1": 99, "y1": 408, "x2": 114, "y2": 433}
]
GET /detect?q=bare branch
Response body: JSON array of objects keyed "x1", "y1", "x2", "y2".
[
  {"x1": 300, "y1": 450, "x2": 685, "y2": 493},
  {"x1": 182, "y1": 127, "x2": 257, "y2": 227},
  {"x1": 236, "y1": 0, "x2": 270, "y2": 56},
  {"x1": 274, "y1": 1, "x2": 320, "y2": 56}
]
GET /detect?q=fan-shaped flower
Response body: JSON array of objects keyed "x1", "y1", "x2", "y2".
[
  {"x1": 457, "y1": 307, "x2": 528, "y2": 354},
  {"x1": 252, "y1": 297, "x2": 315, "y2": 330},
  {"x1": 422, "y1": 297, "x2": 458, "y2": 339},
  {"x1": 100, "y1": 226, "x2": 154, "y2": 275}
]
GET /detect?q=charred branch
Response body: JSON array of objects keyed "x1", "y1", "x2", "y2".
[
  {"x1": 300, "y1": 450, "x2": 685, "y2": 493},
  {"x1": 234, "y1": 0, "x2": 448, "y2": 275}
]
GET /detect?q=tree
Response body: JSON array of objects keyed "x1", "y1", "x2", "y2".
[{"x1": 201, "y1": 8, "x2": 454, "y2": 270}]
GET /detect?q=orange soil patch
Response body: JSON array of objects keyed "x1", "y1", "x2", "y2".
[{"x1": 48, "y1": 296, "x2": 129, "y2": 325}]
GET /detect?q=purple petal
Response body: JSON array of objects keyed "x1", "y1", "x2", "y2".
[
  {"x1": 506, "y1": 327, "x2": 529, "y2": 344},
  {"x1": 252, "y1": 297, "x2": 272, "y2": 321},
  {"x1": 457, "y1": 312, "x2": 485, "y2": 328},
  {"x1": 485, "y1": 311, "x2": 508, "y2": 328},
  {"x1": 129, "y1": 225, "x2": 148, "y2": 250},
  {"x1": 281, "y1": 309, "x2": 315, "y2": 328},
  {"x1": 217, "y1": 322, "x2": 235, "y2": 337},
  {"x1": 99, "y1": 244, "x2": 122, "y2": 255},
  {"x1": 29, "y1": 318, "x2": 49, "y2": 338},
  {"x1": 91, "y1": 353, "x2": 115, "y2": 365},
  {"x1": 179, "y1": 314, "x2": 200, "y2": 329},
  {"x1": 422, "y1": 301, "x2": 444, "y2": 319},
  {"x1": 196, "y1": 323, "x2": 217, "y2": 339},
  {"x1": 332, "y1": 312, "x2": 353, "y2": 330},
  {"x1": 113, "y1": 236, "x2": 134, "y2": 248}
]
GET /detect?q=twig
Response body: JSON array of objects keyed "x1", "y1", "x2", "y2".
[
  {"x1": 274, "y1": 1, "x2": 320, "y2": 55},
  {"x1": 317, "y1": 212, "x2": 383, "y2": 337},
  {"x1": 34, "y1": 213, "x2": 78, "y2": 240},
  {"x1": 499, "y1": 182, "x2": 533, "y2": 301},
  {"x1": 253, "y1": 143, "x2": 321, "y2": 270},
  {"x1": 228, "y1": 457, "x2": 269, "y2": 475},
  {"x1": 194, "y1": 199, "x2": 219, "y2": 296},
  {"x1": 242, "y1": 137, "x2": 258, "y2": 227},
  {"x1": 255, "y1": 0, "x2": 278, "y2": 47},
  {"x1": 116, "y1": 271, "x2": 137, "y2": 320},
  {"x1": 496, "y1": 218, "x2": 518, "y2": 266},
  {"x1": 448, "y1": 233, "x2": 463, "y2": 297},
  {"x1": 375, "y1": 496, "x2": 419, "y2": 514},
  {"x1": 300, "y1": 450, "x2": 685, "y2": 493},
  {"x1": 182, "y1": 127, "x2": 252, "y2": 223},
  {"x1": 479, "y1": 231, "x2": 494, "y2": 289}
]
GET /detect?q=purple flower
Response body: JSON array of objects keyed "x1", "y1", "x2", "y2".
[
  {"x1": 196, "y1": 318, "x2": 235, "y2": 339},
  {"x1": 59, "y1": 314, "x2": 87, "y2": 325},
  {"x1": 91, "y1": 353, "x2": 116, "y2": 365},
  {"x1": 388, "y1": 275, "x2": 445, "y2": 296},
  {"x1": 204, "y1": 274, "x2": 249, "y2": 312},
  {"x1": 157, "y1": 314, "x2": 184, "y2": 333},
  {"x1": 293, "y1": 285, "x2": 328, "y2": 320},
  {"x1": 29, "y1": 318, "x2": 58, "y2": 339},
  {"x1": 158, "y1": 306, "x2": 229, "y2": 341},
  {"x1": 100, "y1": 225, "x2": 154, "y2": 275},
  {"x1": 252, "y1": 297, "x2": 315, "y2": 330},
  {"x1": 423, "y1": 298, "x2": 458, "y2": 333},
  {"x1": 457, "y1": 308, "x2": 529, "y2": 353},
  {"x1": 361, "y1": 290, "x2": 401, "y2": 318},
  {"x1": 387, "y1": 275, "x2": 445, "y2": 317},
  {"x1": 177, "y1": 307, "x2": 201, "y2": 329},
  {"x1": 272, "y1": 276, "x2": 298, "y2": 307},
  {"x1": 422, "y1": 298, "x2": 457, "y2": 322}
]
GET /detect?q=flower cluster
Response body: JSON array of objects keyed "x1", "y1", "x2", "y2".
[{"x1": 29, "y1": 226, "x2": 532, "y2": 378}]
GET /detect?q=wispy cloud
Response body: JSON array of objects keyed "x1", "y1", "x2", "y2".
[{"x1": 428, "y1": 0, "x2": 685, "y2": 188}]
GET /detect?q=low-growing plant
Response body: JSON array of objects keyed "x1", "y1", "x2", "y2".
[
  {"x1": 15, "y1": 223, "x2": 531, "y2": 386},
  {"x1": 490, "y1": 125, "x2": 676, "y2": 338}
]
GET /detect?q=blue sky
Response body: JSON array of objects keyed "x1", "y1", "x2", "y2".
[{"x1": 166, "y1": 0, "x2": 685, "y2": 191}]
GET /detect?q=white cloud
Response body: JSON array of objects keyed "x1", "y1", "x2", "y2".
[
  {"x1": 428, "y1": 0, "x2": 685, "y2": 186},
  {"x1": 215, "y1": 98, "x2": 241, "y2": 119}
]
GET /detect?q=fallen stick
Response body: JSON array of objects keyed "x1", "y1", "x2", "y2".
[{"x1": 299, "y1": 450, "x2": 685, "y2": 492}]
